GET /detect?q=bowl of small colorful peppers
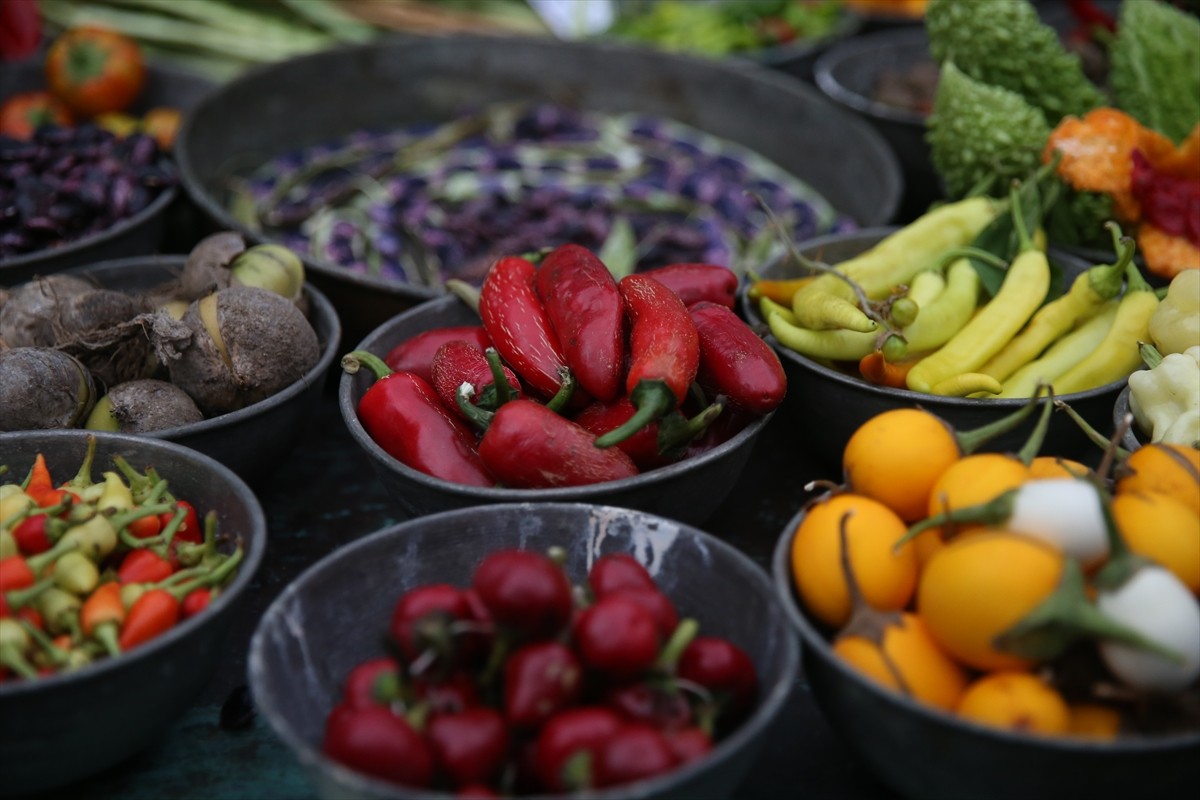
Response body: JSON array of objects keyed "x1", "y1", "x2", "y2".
[
  {"x1": 0, "y1": 429, "x2": 266, "y2": 797},
  {"x1": 741, "y1": 183, "x2": 1148, "y2": 469},
  {"x1": 338, "y1": 244, "x2": 785, "y2": 525},
  {"x1": 248, "y1": 501, "x2": 798, "y2": 799}
]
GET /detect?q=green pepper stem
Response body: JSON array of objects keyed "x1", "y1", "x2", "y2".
[
  {"x1": 656, "y1": 617, "x2": 700, "y2": 673},
  {"x1": 341, "y1": 350, "x2": 393, "y2": 381},
  {"x1": 657, "y1": 402, "x2": 723, "y2": 455},
  {"x1": 1053, "y1": 399, "x2": 1132, "y2": 461},
  {"x1": 543, "y1": 367, "x2": 576, "y2": 415},
  {"x1": 444, "y1": 279, "x2": 482, "y2": 315},
  {"x1": 64, "y1": 435, "x2": 97, "y2": 491},
  {"x1": 895, "y1": 489, "x2": 1018, "y2": 550},
  {"x1": 0, "y1": 646, "x2": 38, "y2": 680},
  {"x1": 456, "y1": 383, "x2": 494, "y2": 432},
  {"x1": 594, "y1": 380, "x2": 675, "y2": 448},
  {"x1": 18, "y1": 618, "x2": 69, "y2": 666},
  {"x1": 5, "y1": 578, "x2": 56, "y2": 609},
  {"x1": 484, "y1": 348, "x2": 517, "y2": 406},
  {"x1": 1016, "y1": 390, "x2": 1055, "y2": 466},
  {"x1": 1009, "y1": 182, "x2": 1036, "y2": 254},
  {"x1": 168, "y1": 546, "x2": 244, "y2": 600},
  {"x1": 955, "y1": 387, "x2": 1047, "y2": 454},
  {"x1": 27, "y1": 537, "x2": 80, "y2": 574},
  {"x1": 1138, "y1": 342, "x2": 1164, "y2": 370},
  {"x1": 1088, "y1": 225, "x2": 1137, "y2": 299},
  {"x1": 92, "y1": 622, "x2": 122, "y2": 659}
]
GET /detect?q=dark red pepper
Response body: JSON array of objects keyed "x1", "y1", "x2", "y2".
[
  {"x1": 535, "y1": 243, "x2": 626, "y2": 402},
  {"x1": 413, "y1": 670, "x2": 481, "y2": 717},
  {"x1": 573, "y1": 594, "x2": 662, "y2": 680},
  {"x1": 665, "y1": 727, "x2": 713, "y2": 765},
  {"x1": 431, "y1": 343, "x2": 521, "y2": 421},
  {"x1": 160, "y1": 500, "x2": 202, "y2": 545},
  {"x1": 389, "y1": 583, "x2": 476, "y2": 667},
  {"x1": 676, "y1": 636, "x2": 759, "y2": 717},
  {"x1": 593, "y1": 723, "x2": 679, "y2": 788},
  {"x1": 479, "y1": 256, "x2": 576, "y2": 401},
  {"x1": 180, "y1": 588, "x2": 212, "y2": 620},
  {"x1": 384, "y1": 325, "x2": 492, "y2": 385},
  {"x1": 689, "y1": 301, "x2": 787, "y2": 415},
  {"x1": 605, "y1": 681, "x2": 692, "y2": 731},
  {"x1": 588, "y1": 554, "x2": 657, "y2": 598},
  {"x1": 474, "y1": 399, "x2": 639, "y2": 489},
  {"x1": 0, "y1": 0, "x2": 41, "y2": 61},
  {"x1": 503, "y1": 641, "x2": 583, "y2": 728},
  {"x1": 342, "y1": 350, "x2": 495, "y2": 487},
  {"x1": 644, "y1": 263, "x2": 739, "y2": 308},
  {"x1": 322, "y1": 704, "x2": 433, "y2": 789},
  {"x1": 341, "y1": 656, "x2": 403, "y2": 709},
  {"x1": 117, "y1": 549, "x2": 174, "y2": 585},
  {"x1": 534, "y1": 706, "x2": 624, "y2": 792},
  {"x1": 573, "y1": 397, "x2": 722, "y2": 471},
  {"x1": 594, "y1": 274, "x2": 699, "y2": 448},
  {"x1": 471, "y1": 549, "x2": 573, "y2": 640},
  {"x1": 426, "y1": 707, "x2": 509, "y2": 789},
  {"x1": 10, "y1": 515, "x2": 52, "y2": 555},
  {"x1": 607, "y1": 586, "x2": 678, "y2": 640}
]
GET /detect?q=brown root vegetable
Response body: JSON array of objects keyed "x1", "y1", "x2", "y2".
[
  {"x1": 85, "y1": 379, "x2": 205, "y2": 433},
  {"x1": 0, "y1": 274, "x2": 96, "y2": 347},
  {"x1": 0, "y1": 347, "x2": 96, "y2": 431},
  {"x1": 150, "y1": 285, "x2": 320, "y2": 416},
  {"x1": 179, "y1": 231, "x2": 246, "y2": 300},
  {"x1": 52, "y1": 289, "x2": 156, "y2": 390}
]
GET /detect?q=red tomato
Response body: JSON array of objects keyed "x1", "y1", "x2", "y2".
[
  {"x1": 44, "y1": 26, "x2": 145, "y2": 118},
  {"x1": 0, "y1": 91, "x2": 73, "y2": 139}
]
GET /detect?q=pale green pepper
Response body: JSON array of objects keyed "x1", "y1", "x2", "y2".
[
  {"x1": 1148, "y1": 269, "x2": 1200, "y2": 356},
  {"x1": 1128, "y1": 345, "x2": 1200, "y2": 448}
]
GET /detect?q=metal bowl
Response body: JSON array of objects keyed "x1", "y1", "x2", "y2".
[
  {"x1": 740, "y1": 228, "x2": 1126, "y2": 471},
  {"x1": 771, "y1": 505, "x2": 1200, "y2": 800},
  {"x1": 63, "y1": 254, "x2": 342, "y2": 485},
  {"x1": 0, "y1": 430, "x2": 267, "y2": 797},
  {"x1": 248, "y1": 502, "x2": 799, "y2": 800},
  {"x1": 338, "y1": 294, "x2": 773, "y2": 524},
  {"x1": 0, "y1": 58, "x2": 214, "y2": 286},
  {"x1": 176, "y1": 35, "x2": 903, "y2": 340},
  {"x1": 1113, "y1": 382, "x2": 1146, "y2": 453}
]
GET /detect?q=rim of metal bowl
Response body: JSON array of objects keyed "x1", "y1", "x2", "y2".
[
  {"x1": 741, "y1": 226, "x2": 1130, "y2": 412},
  {"x1": 66, "y1": 255, "x2": 342, "y2": 441},
  {"x1": 813, "y1": 26, "x2": 931, "y2": 128},
  {"x1": 1113, "y1": 383, "x2": 1145, "y2": 453},
  {"x1": 0, "y1": 429, "x2": 267, "y2": 696},
  {"x1": 770, "y1": 507, "x2": 1200, "y2": 755},
  {"x1": 338, "y1": 295, "x2": 772, "y2": 502},
  {"x1": 248, "y1": 501, "x2": 799, "y2": 800}
]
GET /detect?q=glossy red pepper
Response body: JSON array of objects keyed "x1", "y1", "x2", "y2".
[
  {"x1": 593, "y1": 723, "x2": 679, "y2": 788},
  {"x1": 605, "y1": 681, "x2": 692, "y2": 730},
  {"x1": 666, "y1": 727, "x2": 713, "y2": 765},
  {"x1": 595, "y1": 274, "x2": 699, "y2": 448},
  {"x1": 431, "y1": 343, "x2": 521, "y2": 421},
  {"x1": 426, "y1": 707, "x2": 509, "y2": 789},
  {"x1": 644, "y1": 263, "x2": 739, "y2": 308},
  {"x1": 322, "y1": 704, "x2": 434, "y2": 789},
  {"x1": 608, "y1": 586, "x2": 678, "y2": 639},
  {"x1": 534, "y1": 706, "x2": 624, "y2": 792},
  {"x1": 384, "y1": 325, "x2": 492, "y2": 385},
  {"x1": 475, "y1": 399, "x2": 638, "y2": 489},
  {"x1": 478, "y1": 256, "x2": 575, "y2": 401},
  {"x1": 10, "y1": 515, "x2": 52, "y2": 555},
  {"x1": 471, "y1": 549, "x2": 573, "y2": 640},
  {"x1": 342, "y1": 656, "x2": 403, "y2": 709},
  {"x1": 535, "y1": 243, "x2": 626, "y2": 402},
  {"x1": 573, "y1": 397, "x2": 722, "y2": 471},
  {"x1": 413, "y1": 670, "x2": 481, "y2": 717},
  {"x1": 180, "y1": 588, "x2": 211, "y2": 620},
  {"x1": 573, "y1": 594, "x2": 662, "y2": 680},
  {"x1": 342, "y1": 350, "x2": 494, "y2": 487},
  {"x1": 676, "y1": 636, "x2": 759, "y2": 716},
  {"x1": 118, "y1": 549, "x2": 174, "y2": 585},
  {"x1": 503, "y1": 641, "x2": 583, "y2": 728},
  {"x1": 688, "y1": 301, "x2": 787, "y2": 415},
  {"x1": 159, "y1": 500, "x2": 202, "y2": 544},
  {"x1": 588, "y1": 554, "x2": 656, "y2": 598},
  {"x1": 389, "y1": 583, "x2": 475, "y2": 666},
  {"x1": 0, "y1": 0, "x2": 42, "y2": 61}
]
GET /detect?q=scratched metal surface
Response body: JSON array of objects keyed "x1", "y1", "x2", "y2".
[{"x1": 23, "y1": 387, "x2": 896, "y2": 800}]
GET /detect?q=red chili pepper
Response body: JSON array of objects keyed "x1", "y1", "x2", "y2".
[
  {"x1": 473, "y1": 399, "x2": 639, "y2": 489},
  {"x1": 0, "y1": 0, "x2": 42, "y2": 62},
  {"x1": 607, "y1": 586, "x2": 678, "y2": 639},
  {"x1": 128, "y1": 513, "x2": 163, "y2": 541},
  {"x1": 588, "y1": 554, "x2": 657, "y2": 598},
  {"x1": 389, "y1": 583, "x2": 475, "y2": 665},
  {"x1": 10, "y1": 515, "x2": 52, "y2": 555},
  {"x1": 384, "y1": 325, "x2": 492, "y2": 385},
  {"x1": 342, "y1": 350, "x2": 494, "y2": 487},
  {"x1": 535, "y1": 243, "x2": 626, "y2": 402},
  {"x1": 644, "y1": 263, "x2": 739, "y2": 308},
  {"x1": 431, "y1": 343, "x2": 521, "y2": 421},
  {"x1": 118, "y1": 549, "x2": 174, "y2": 585},
  {"x1": 471, "y1": 549, "x2": 573, "y2": 640},
  {"x1": 15, "y1": 606, "x2": 43, "y2": 632},
  {"x1": 665, "y1": 727, "x2": 713, "y2": 765},
  {"x1": 426, "y1": 707, "x2": 509, "y2": 789},
  {"x1": 593, "y1": 723, "x2": 679, "y2": 788},
  {"x1": 503, "y1": 641, "x2": 583, "y2": 728},
  {"x1": 180, "y1": 588, "x2": 212, "y2": 619},
  {"x1": 117, "y1": 588, "x2": 180, "y2": 650},
  {"x1": 322, "y1": 704, "x2": 434, "y2": 789},
  {"x1": 858, "y1": 349, "x2": 919, "y2": 390},
  {"x1": 341, "y1": 656, "x2": 403, "y2": 708},
  {"x1": 573, "y1": 594, "x2": 662, "y2": 679},
  {"x1": 689, "y1": 301, "x2": 787, "y2": 415},
  {"x1": 573, "y1": 397, "x2": 721, "y2": 471},
  {"x1": 534, "y1": 706, "x2": 624, "y2": 792},
  {"x1": 594, "y1": 274, "x2": 699, "y2": 448},
  {"x1": 605, "y1": 681, "x2": 692, "y2": 730},
  {"x1": 478, "y1": 256, "x2": 575, "y2": 401},
  {"x1": 171, "y1": 501, "x2": 203, "y2": 544},
  {"x1": 413, "y1": 670, "x2": 481, "y2": 717},
  {"x1": 23, "y1": 453, "x2": 60, "y2": 507},
  {"x1": 676, "y1": 636, "x2": 759, "y2": 715}
]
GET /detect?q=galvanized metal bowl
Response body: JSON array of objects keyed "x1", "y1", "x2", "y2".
[
  {"x1": 176, "y1": 35, "x2": 903, "y2": 340},
  {"x1": 0, "y1": 430, "x2": 267, "y2": 797},
  {"x1": 248, "y1": 502, "x2": 799, "y2": 800},
  {"x1": 61, "y1": 255, "x2": 341, "y2": 485},
  {"x1": 771, "y1": 504, "x2": 1200, "y2": 800},
  {"x1": 740, "y1": 228, "x2": 1126, "y2": 471},
  {"x1": 338, "y1": 294, "x2": 773, "y2": 525},
  {"x1": 1113, "y1": 383, "x2": 1147, "y2": 453}
]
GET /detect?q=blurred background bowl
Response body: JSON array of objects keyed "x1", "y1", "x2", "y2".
[
  {"x1": 249, "y1": 501, "x2": 799, "y2": 800},
  {"x1": 177, "y1": 35, "x2": 902, "y2": 342},
  {"x1": 339, "y1": 294, "x2": 772, "y2": 525},
  {"x1": 770, "y1": 505, "x2": 1200, "y2": 800},
  {"x1": 65, "y1": 254, "x2": 341, "y2": 486},
  {"x1": 0, "y1": 429, "x2": 267, "y2": 797},
  {"x1": 0, "y1": 58, "x2": 214, "y2": 286},
  {"x1": 741, "y1": 228, "x2": 1126, "y2": 471},
  {"x1": 813, "y1": 27, "x2": 939, "y2": 224}
]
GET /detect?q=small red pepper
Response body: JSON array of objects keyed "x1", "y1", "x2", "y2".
[
  {"x1": 342, "y1": 656, "x2": 403, "y2": 709},
  {"x1": 118, "y1": 549, "x2": 174, "y2": 585},
  {"x1": 534, "y1": 706, "x2": 624, "y2": 792},
  {"x1": 117, "y1": 588, "x2": 180, "y2": 650},
  {"x1": 431, "y1": 343, "x2": 521, "y2": 421},
  {"x1": 504, "y1": 641, "x2": 583, "y2": 728},
  {"x1": 644, "y1": 263, "x2": 739, "y2": 309},
  {"x1": 535, "y1": 243, "x2": 626, "y2": 402},
  {"x1": 479, "y1": 256, "x2": 577, "y2": 401},
  {"x1": 0, "y1": 0, "x2": 42, "y2": 62},
  {"x1": 10, "y1": 515, "x2": 52, "y2": 555},
  {"x1": 426, "y1": 707, "x2": 509, "y2": 789},
  {"x1": 384, "y1": 325, "x2": 493, "y2": 385},
  {"x1": 594, "y1": 274, "x2": 700, "y2": 448},
  {"x1": 473, "y1": 399, "x2": 639, "y2": 489},
  {"x1": 593, "y1": 723, "x2": 679, "y2": 788},
  {"x1": 689, "y1": 301, "x2": 787, "y2": 415},
  {"x1": 180, "y1": 588, "x2": 212, "y2": 619},
  {"x1": 342, "y1": 350, "x2": 495, "y2": 487},
  {"x1": 573, "y1": 397, "x2": 722, "y2": 471},
  {"x1": 858, "y1": 349, "x2": 919, "y2": 390},
  {"x1": 322, "y1": 704, "x2": 434, "y2": 789},
  {"x1": 23, "y1": 454, "x2": 60, "y2": 508},
  {"x1": 157, "y1": 500, "x2": 201, "y2": 544}
]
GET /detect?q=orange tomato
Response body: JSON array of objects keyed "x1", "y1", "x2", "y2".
[
  {"x1": 0, "y1": 91, "x2": 73, "y2": 140},
  {"x1": 45, "y1": 26, "x2": 145, "y2": 118}
]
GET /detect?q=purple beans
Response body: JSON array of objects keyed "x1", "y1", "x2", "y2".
[{"x1": 0, "y1": 126, "x2": 178, "y2": 260}]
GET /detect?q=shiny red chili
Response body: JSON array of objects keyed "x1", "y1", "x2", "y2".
[
  {"x1": 322, "y1": 704, "x2": 433, "y2": 789},
  {"x1": 117, "y1": 549, "x2": 174, "y2": 585},
  {"x1": 605, "y1": 681, "x2": 692, "y2": 731},
  {"x1": 574, "y1": 397, "x2": 721, "y2": 471},
  {"x1": 644, "y1": 262, "x2": 739, "y2": 308},
  {"x1": 689, "y1": 301, "x2": 787, "y2": 415},
  {"x1": 666, "y1": 727, "x2": 713, "y2": 765},
  {"x1": 10, "y1": 515, "x2": 52, "y2": 555},
  {"x1": 593, "y1": 723, "x2": 679, "y2": 788},
  {"x1": 342, "y1": 350, "x2": 494, "y2": 487},
  {"x1": 573, "y1": 594, "x2": 662, "y2": 679},
  {"x1": 535, "y1": 243, "x2": 626, "y2": 402},
  {"x1": 384, "y1": 325, "x2": 492, "y2": 385},
  {"x1": 503, "y1": 641, "x2": 583, "y2": 728},
  {"x1": 431, "y1": 342, "x2": 522, "y2": 421},
  {"x1": 476, "y1": 399, "x2": 638, "y2": 489},
  {"x1": 471, "y1": 549, "x2": 573, "y2": 640},
  {"x1": 534, "y1": 706, "x2": 624, "y2": 792},
  {"x1": 180, "y1": 588, "x2": 212, "y2": 620},
  {"x1": 676, "y1": 636, "x2": 759, "y2": 716},
  {"x1": 159, "y1": 500, "x2": 202, "y2": 545},
  {"x1": 427, "y1": 707, "x2": 509, "y2": 789},
  {"x1": 341, "y1": 657, "x2": 402, "y2": 709},
  {"x1": 594, "y1": 274, "x2": 699, "y2": 448},
  {"x1": 479, "y1": 256, "x2": 574, "y2": 400},
  {"x1": 588, "y1": 554, "x2": 656, "y2": 598}
]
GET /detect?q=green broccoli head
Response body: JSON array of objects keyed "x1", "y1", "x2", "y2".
[
  {"x1": 927, "y1": 62, "x2": 1051, "y2": 199},
  {"x1": 925, "y1": 0, "x2": 1106, "y2": 125},
  {"x1": 1111, "y1": 0, "x2": 1200, "y2": 143}
]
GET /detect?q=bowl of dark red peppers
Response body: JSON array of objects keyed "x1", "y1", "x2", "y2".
[
  {"x1": 338, "y1": 242, "x2": 786, "y2": 525},
  {"x1": 248, "y1": 502, "x2": 798, "y2": 800}
]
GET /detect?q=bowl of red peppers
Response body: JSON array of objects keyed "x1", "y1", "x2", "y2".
[
  {"x1": 338, "y1": 244, "x2": 786, "y2": 525},
  {"x1": 248, "y1": 501, "x2": 798, "y2": 799},
  {"x1": 0, "y1": 429, "x2": 266, "y2": 797}
]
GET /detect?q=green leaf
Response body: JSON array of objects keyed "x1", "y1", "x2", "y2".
[{"x1": 598, "y1": 217, "x2": 638, "y2": 279}]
